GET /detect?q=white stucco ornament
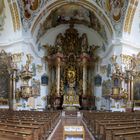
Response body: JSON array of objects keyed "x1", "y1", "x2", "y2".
[{"x1": 65, "y1": 0, "x2": 79, "y2": 3}]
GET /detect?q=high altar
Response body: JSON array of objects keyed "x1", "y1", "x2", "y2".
[{"x1": 44, "y1": 24, "x2": 97, "y2": 110}]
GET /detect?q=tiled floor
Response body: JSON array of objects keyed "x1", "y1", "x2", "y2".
[{"x1": 49, "y1": 116, "x2": 94, "y2": 140}]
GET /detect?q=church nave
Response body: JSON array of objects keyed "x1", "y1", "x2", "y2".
[{"x1": 48, "y1": 111, "x2": 94, "y2": 140}]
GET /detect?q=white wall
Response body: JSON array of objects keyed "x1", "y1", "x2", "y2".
[
  {"x1": 0, "y1": 40, "x2": 47, "y2": 111},
  {"x1": 0, "y1": 1, "x2": 22, "y2": 44},
  {"x1": 123, "y1": 1, "x2": 140, "y2": 48}
]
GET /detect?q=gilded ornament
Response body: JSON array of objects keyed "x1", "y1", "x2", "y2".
[
  {"x1": 44, "y1": 25, "x2": 95, "y2": 110},
  {"x1": 12, "y1": 52, "x2": 24, "y2": 63},
  {"x1": 26, "y1": 54, "x2": 33, "y2": 64},
  {"x1": 13, "y1": 2, "x2": 20, "y2": 30},
  {"x1": 110, "y1": 54, "x2": 117, "y2": 64},
  {"x1": 9, "y1": 4, "x2": 16, "y2": 31},
  {"x1": 22, "y1": 0, "x2": 41, "y2": 19},
  {"x1": 20, "y1": 55, "x2": 33, "y2": 98},
  {"x1": 8, "y1": 2, "x2": 21, "y2": 32},
  {"x1": 31, "y1": 78, "x2": 40, "y2": 97},
  {"x1": 100, "y1": 65, "x2": 107, "y2": 74},
  {"x1": 124, "y1": 0, "x2": 138, "y2": 33},
  {"x1": 37, "y1": 64, "x2": 43, "y2": 73},
  {"x1": 0, "y1": 0, "x2": 5, "y2": 31}
]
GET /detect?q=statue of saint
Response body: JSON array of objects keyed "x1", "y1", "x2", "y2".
[
  {"x1": 81, "y1": 33, "x2": 88, "y2": 52},
  {"x1": 55, "y1": 33, "x2": 63, "y2": 52},
  {"x1": 60, "y1": 80, "x2": 64, "y2": 95}
]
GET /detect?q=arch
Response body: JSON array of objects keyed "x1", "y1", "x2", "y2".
[
  {"x1": 123, "y1": 0, "x2": 139, "y2": 34},
  {"x1": 31, "y1": 0, "x2": 115, "y2": 39}
]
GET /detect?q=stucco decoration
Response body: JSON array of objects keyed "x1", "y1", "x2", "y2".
[
  {"x1": 31, "y1": 78, "x2": 40, "y2": 97},
  {"x1": 36, "y1": 4, "x2": 108, "y2": 44},
  {"x1": 103, "y1": 0, "x2": 128, "y2": 36},
  {"x1": 8, "y1": 2, "x2": 21, "y2": 32},
  {"x1": 22, "y1": 0, "x2": 41, "y2": 19},
  {"x1": 124, "y1": 0, "x2": 138, "y2": 34},
  {"x1": 17, "y1": 0, "x2": 45, "y2": 30},
  {"x1": 104, "y1": 0, "x2": 124, "y2": 22},
  {"x1": 0, "y1": 0, "x2": 5, "y2": 32},
  {"x1": 93, "y1": 0, "x2": 129, "y2": 36},
  {"x1": 102, "y1": 79, "x2": 112, "y2": 97}
]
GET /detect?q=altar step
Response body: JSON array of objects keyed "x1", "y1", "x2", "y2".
[
  {"x1": 48, "y1": 114, "x2": 94, "y2": 140},
  {"x1": 62, "y1": 111, "x2": 82, "y2": 118}
]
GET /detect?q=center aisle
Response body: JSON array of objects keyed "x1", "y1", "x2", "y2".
[{"x1": 48, "y1": 112, "x2": 95, "y2": 140}]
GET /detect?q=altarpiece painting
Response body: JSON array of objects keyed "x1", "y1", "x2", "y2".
[
  {"x1": 0, "y1": 50, "x2": 12, "y2": 105},
  {"x1": 134, "y1": 78, "x2": 140, "y2": 101}
]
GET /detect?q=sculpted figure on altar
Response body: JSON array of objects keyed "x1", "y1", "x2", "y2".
[
  {"x1": 62, "y1": 65, "x2": 80, "y2": 109},
  {"x1": 55, "y1": 33, "x2": 63, "y2": 52},
  {"x1": 81, "y1": 33, "x2": 88, "y2": 52},
  {"x1": 63, "y1": 85, "x2": 79, "y2": 107},
  {"x1": 67, "y1": 67, "x2": 76, "y2": 84}
]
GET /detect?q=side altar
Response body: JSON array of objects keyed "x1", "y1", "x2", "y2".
[{"x1": 44, "y1": 24, "x2": 98, "y2": 110}]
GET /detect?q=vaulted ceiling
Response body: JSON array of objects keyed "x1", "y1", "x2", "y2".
[
  {"x1": 0, "y1": 0, "x2": 140, "y2": 54},
  {"x1": 16, "y1": 0, "x2": 129, "y2": 37}
]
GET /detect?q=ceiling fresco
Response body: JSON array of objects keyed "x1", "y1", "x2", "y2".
[
  {"x1": 0, "y1": 0, "x2": 5, "y2": 32},
  {"x1": 94, "y1": 0, "x2": 129, "y2": 36},
  {"x1": 17, "y1": 0, "x2": 46, "y2": 30},
  {"x1": 22, "y1": 0, "x2": 41, "y2": 19},
  {"x1": 16, "y1": 0, "x2": 129, "y2": 38},
  {"x1": 36, "y1": 4, "x2": 108, "y2": 44}
]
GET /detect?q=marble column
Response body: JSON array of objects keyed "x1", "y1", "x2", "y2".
[
  {"x1": 83, "y1": 58, "x2": 87, "y2": 97},
  {"x1": 9, "y1": 70, "x2": 17, "y2": 110},
  {"x1": 130, "y1": 76, "x2": 134, "y2": 101},
  {"x1": 127, "y1": 71, "x2": 131, "y2": 101},
  {"x1": 48, "y1": 64, "x2": 52, "y2": 95},
  {"x1": 56, "y1": 58, "x2": 61, "y2": 97},
  {"x1": 13, "y1": 70, "x2": 17, "y2": 110},
  {"x1": 9, "y1": 73, "x2": 13, "y2": 110},
  {"x1": 127, "y1": 79, "x2": 131, "y2": 101}
]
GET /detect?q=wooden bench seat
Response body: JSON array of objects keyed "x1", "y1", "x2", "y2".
[
  {"x1": 0, "y1": 128, "x2": 32, "y2": 140},
  {"x1": 0, "y1": 122, "x2": 41, "y2": 140},
  {"x1": 0, "y1": 133, "x2": 31, "y2": 140},
  {"x1": 83, "y1": 111, "x2": 140, "y2": 140},
  {"x1": 0, "y1": 110, "x2": 60, "y2": 140},
  {"x1": 97, "y1": 121, "x2": 140, "y2": 136},
  {"x1": 105, "y1": 125, "x2": 140, "y2": 140},
  {"x1": 113, "y1": 130, "x2": 140, "y2": 140}
]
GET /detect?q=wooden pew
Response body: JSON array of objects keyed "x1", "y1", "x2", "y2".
[
  {"x1": 0, "y1": 110, "x2": 61, "y2": 140},
  {"x1": 0, "y1": 128, "x2": 32, "y2": 140},
  {"x1": 113, "y1": 130, "x2": 140, "y2": 140},
  {"x1": 105, "y1": 125, "x2": 140, "y2": 140},
  {"x1": 83, "y1": 111, "x2": 140, "y2": 140}
]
